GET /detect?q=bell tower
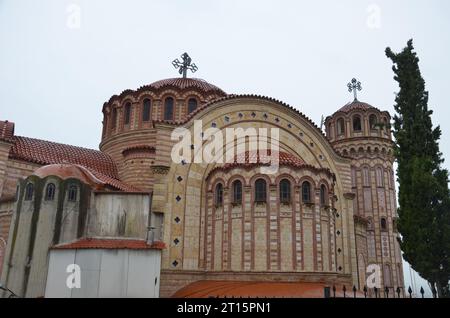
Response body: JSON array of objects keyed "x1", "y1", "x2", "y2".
[{"x1": 324, "y1": 79, "x2": 404, "y2": 295}]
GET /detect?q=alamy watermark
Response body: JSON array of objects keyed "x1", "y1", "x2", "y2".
[{"x1": 171, "y1": 120, "x2": 280, "y2": 174}]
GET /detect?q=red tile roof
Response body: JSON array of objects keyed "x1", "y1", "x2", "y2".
[
  {"x1": 337, "y1": 101, "x2": 376, "y2": 113},
  {"x1": 52, "y1": 238, "x2": 166, "y2": 250},
  {"x1": 172, "y1": 280, "x2": 363, "y2": 298},
  {"x1": 207, "y1": 150, "x2": 335, "y2": 179},
  {"x1": 33, "y1": 164, "x2": 141, "y2": 192},
  {"x1": 148, "y1": 78, "x2": 226, "y2": 95},
  {"x1": 105, "y1": 78, "x2": 227, "y2": 106},
  {"x1": 222, "y1": 150, "x2": 305, "y2": 169},
  {"x1": 0, "y1": 120, "x2": 15, "y2": 140},
  {"x1": 9, "y1": 136, "x2": 119, "y2": 179}
]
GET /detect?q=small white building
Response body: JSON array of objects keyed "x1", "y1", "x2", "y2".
[{"x1": 45, "y1": 238, "x2": 163, "y2": 298}]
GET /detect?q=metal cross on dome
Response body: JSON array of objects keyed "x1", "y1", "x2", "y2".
[
  {"x1": 347, "y1": 78, "x2": 362, "y2": 101},
  {"x1": 172, "y1": 52, "x2": 198, "y2": 78}
]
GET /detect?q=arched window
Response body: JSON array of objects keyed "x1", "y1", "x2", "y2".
[
  {"x1": 302, "y1": 181, "x2": 311, "y2": 203},
  {"x1": 327, "y1": 123, "x2": 333, "y2": 139},
  {"x1": 254, "y1": 179, "x2": 267, "y2": 203},
  {"x1": 68, "y1": 184, "x2": 78, "y2": 202},
  {"x1": 367, "y1": 217, "x2": 374, "y2": 231},
  {"x1": 164, "y1": 97, "x2": 174, "y2": 120},
  {"x1": 381, "y1": 217, "x2": 387, "y2": 231},
  {"x1": 363, "y1": 167, "x2": 370, "y2": 187},
  {"x1": 188, "y1": 98, "x2": 198, "y2": 114},
  {"x1": 320, "y1": 184, "x2": 327, "y2": 206},
  {"x1": 45, "y1": 183, "x2": 56, "y2": 201},
  {"x1": 376, "y1": 167, "x2": 384, "y2": 187},
  {"x1": 353, "y1": 115, "x2": 362, "y2": 132},
  {"x1": 279, "y1": 179, "x2": 291, "y2": 203},
  {"x1": 112, "y1": 108, "x2": 117, "y2": 128},
  {"x1": 337, "y1": 118, "x2": 345, "y2": 135},
  {"x1": 142, "y1": 99, "x2": 151, "y2": 122},
  {"x1": 25, "y1": 183, "x2": 34, "y2": 201},
  {"x1": 215, "y1": 183, "x2": 223, "y2": 207},
  {"x1": 124, "y1": 102, "x2": 131, "y2": 125},
  {"x1": 383, "y1": 264, "x2": 392, "y2": 287},
  {"x1": 15, "y1": 185, "x2": 19, "y2": 201},
  {"x1": 383, "y1": 117, "x2": 388, "y2": 131},
  {"x1": 369, "y1": 114, "x2": 378, "y2": 130},
  {"x1": 232, "y1": 180, "x2": 242, "y2": 204}
]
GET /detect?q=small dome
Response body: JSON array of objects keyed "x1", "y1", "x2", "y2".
[
  {"x1": 337, "y1": 101, "x2": 376, "y2": 113},
  {"x1": 33, "y1": 164, "x2": 106, "y2": 189},
  {"x1": 146, "y1": 78, "x2": 226, "y2": 96}
]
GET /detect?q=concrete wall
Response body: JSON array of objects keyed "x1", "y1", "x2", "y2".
[
  {"x1": 45, "y1": 249, "x2": 161, "y2": 298},
  {"x1": 88, "y1": 192, "x2": 150, "y2": 238}
]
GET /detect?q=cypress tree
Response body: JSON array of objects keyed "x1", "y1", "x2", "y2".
[{"x1": 386, "y1": 39, "x2": 450, "y2": 297}]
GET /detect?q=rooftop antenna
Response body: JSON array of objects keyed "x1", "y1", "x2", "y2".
[{"x1": 320, "y1": 115, "x2": 325, "y2": 131}]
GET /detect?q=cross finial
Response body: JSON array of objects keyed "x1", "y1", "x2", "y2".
[
  {"x1": 172, "y1": 52, "x2": 198, "y2": 78},
  {"x1": 347, "y1": 78, "x2": 362, "y2": 101}
]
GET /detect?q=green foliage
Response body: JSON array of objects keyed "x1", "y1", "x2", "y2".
[{"x1": 386, "y1": 40, "x2": 450, "y2": 297}]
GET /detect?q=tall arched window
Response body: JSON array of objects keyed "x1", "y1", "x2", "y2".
[
  {"x1": 142, "y1": 99, "x2": 151, "y2": 122},
  {"x1": 164, "y1": 97, "x2": 174, "y2": 120},
  {"x1": 376, "y1": 167, "x2": 384, "y2": 187},
  {"x1": 45, "y1": 183, "x2": 56, "y2": 201},
  {"x1": 254, "y1": 179, "x2": 267, "y2": 203},
  {"x1": 381, "y1": 217, "x2": 387, "y2": 231},
  {"x1": 363, "y1": 167, "x2": 370, "y2": 187},
  {"x1": 337, "y1": 118, "x2": 345, "y2": 135},
  {"x1": 68, "y1": 184, "x2": 78, "y2": 202},
  {"x1": 279, "y1": 179, "x2": 291, "y2": 203},
  {"x1": 320, "y1": 184, "x2": 327, "y2": 206},
  {"x1": 232, "y1": 180, "x2": 242, "y2": 204},
  {"x1": 188, "y1": 98, "x2": 198, "y2": 114},
  {"x1": 369, "y1": 114, "x2": 378, "y2": 129},
  {"x1": 302, "y1": 181, "x2": 311, "y2": 203},
  {"x1": 383, "y1": 264, "x2": 392, "y2": 287},
  {"x1": 215, "y1": 183, "x2": 223, "y2": 207},
  {"x1": 353, "y1": 115, "x2": 362, "y2": 132},
  {"x1": 25, "y1": 183, "x2": 34, "y2": 201},
  {"x1": 124, "y1": 102, "x2": 131, "y2": 125},
  {"x1": 112, "y1": 108, "x2": 117, "y2": 128},
  {"x1": 15, "y1": 185, "x2": 19, "y2": 201}
]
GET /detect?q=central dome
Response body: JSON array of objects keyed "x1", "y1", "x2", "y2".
[{"x1": 144, "y1": 77, "x2": 227, "y2": 96}]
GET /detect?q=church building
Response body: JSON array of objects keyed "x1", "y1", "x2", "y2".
[{"x1": 0, "y1": 54, "x2": 404, "y2": 298}]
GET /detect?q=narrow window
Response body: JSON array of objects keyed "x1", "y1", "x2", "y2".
[
  {"x1": 337, "y1": 118, "x2": 345, "y2": 135},
  {"x1": 142, "y1": 99, "x2": 151, "y2": 122},
  {"x1": 232, "y1": 180, "x2": 242, "y2": 204},
  {"x1": 45, "y1": 183, "x2": 56, "y2": 201},
  {"x1": 112, "y1": 108, "x2": 117, "y2": 128},
  {"x1": 302, "y1": 181, "x2": 311, "y2": 203},
  {"x1": 215, "y1": 183, "x2": 223, "y2": 207},
  {"x1": 381, "y1": 218, "x2": 387, "y2": 231},
  {"x1": 15, "y1": 185, "x2": 19, "y2": 201},
  {"x1": 369, "y1": 114, "x2": 378, "y2": 130},
  {"x1": 353, "y1": 115, "x2": 362, "y2": 132},
  {"x1": 164, "y1": 97, "x2": 174, "y2": 120},
  {"x1": 279, "y1": 179, "x2": 291, "y2": 203},
  {"x1": 124, "y1": 102, "x2": 131, "y2": 125},
  {"x1": 363, "y1": 167, "x2": 370, "y2": 187},
  {"x1": 254, "y1": 179, "x2": 267, "y2": 203},
  {"x1": 68, "y1": 184, "x2": 78, "y2": 202},
  {"x1": 25, "y1": 183, "x2": 34, "y2": 201},
  {"x1": 376, "y1": 167, "x2": 384, "y2": 187},
  {"x1": 320, "y1": 184, "x2": 327, "y2": 206},
  {"x1": 188, "y1": 98, "x2": 198, "y2": 114}
]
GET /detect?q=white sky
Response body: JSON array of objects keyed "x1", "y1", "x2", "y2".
[{"x1": 1, "y1": 0, "x2": 449, "y2": 297}]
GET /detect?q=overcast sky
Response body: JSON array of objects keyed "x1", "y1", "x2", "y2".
[{"x1": 1, "y1": 0, "x2": 449, "y2": 297}]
